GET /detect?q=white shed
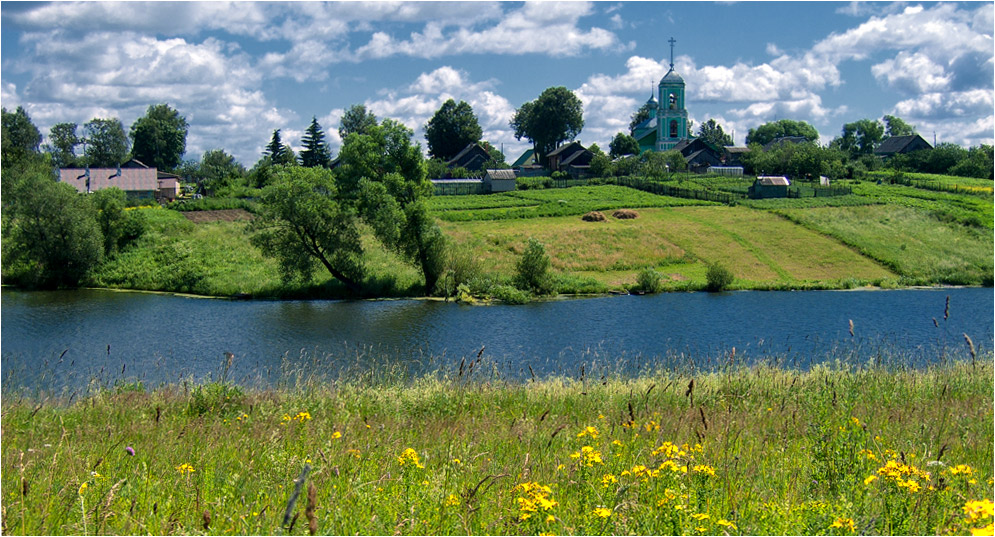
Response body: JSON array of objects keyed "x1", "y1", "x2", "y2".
[{"x1": 483, "y1": 169, "x2": 517, "y2": 193}]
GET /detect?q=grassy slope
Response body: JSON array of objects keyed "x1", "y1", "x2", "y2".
[
  {"x1": 2, "y1": 361, "x2": 991, "y2": 535},
  {"x1": 88, "y1": 181, "x2": 991, "y2": 297},
  {"x1": 440, "y1": 206, "x2": 894, "y2": 289}
]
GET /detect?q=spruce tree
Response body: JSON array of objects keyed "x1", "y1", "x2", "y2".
[{"x1": 300, "y1": 117, "x2": 331, "y2": 168}]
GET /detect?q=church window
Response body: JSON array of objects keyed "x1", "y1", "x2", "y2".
[
  {"x1": 669, "y1": 93, "x2": 677, "y2": 109},
  {"x1": 670, "y1": 120, "x2": 678, "y2": 138}
]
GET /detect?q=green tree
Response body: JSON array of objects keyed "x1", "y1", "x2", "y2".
[
  {"x1": 705, "y1": 263, "x2": 734, "y2": 292},
  {"x1": 609, "y1": 132, "x2": 640, "y2": 158},
  {"x1": 200, "y1": 149, "x2": 246, "y2": 192},
  {"x1": 514, "y1": 237, "x2": 554, "y2": 295},
  {"x1": 479, "y1": 140, "x2": 509, "y2": 169},
  {"x1": 90, "y1": 187, "x2": 127, "y2": 256},
  {"x1": 250, "y1": 166, "x2": 364, "y2": 292},
  {"x1": 129, "y1": 103, "x2": 188, "y2": 170},
  {"x1": 264, "y1": 129, "x2": 296, "y2": 166},
  {"x1": 1, "y1": 106, "x2": 43, "y2": 170},
  {"x1": 589, "y1": 153, "x2": 613, "y2": 177},
  {"x1": 883, "y1": 115, "x2": 916, "y2": 138},
  {"x1": 697, "y1": 119, "x2": 733, "y2": 147},
  {"x1": 832, "y1": 119, "x2": 884, "y2": 157},
  {"x1": 424, "y1": 99, "x2": 483, "y2": 161},
  {"x1": 300, "y1": 117, "x2": 331, "y2": 168},
  {"x1": 3, "y1": 171, "x2": 103, "y2": 288},
  {"x1": 339, "y1": 119, "x2": 444, "y2": 293},
  {"x1": 510, "y1": 86, "x2": 584, "y2": 163},
  {"x1": 339, "y1": 104, "x2": 378, "y2": 140},
  {"x1": 629, "y1": 100, "x2": 655, "y2": 135},
  {"x1": 83, "y1": 118, "x2": 130, "y2": 167},
  {"x1": 44, "y1": 122, "x2": 81, "y2": 168},
  {"x1": 745, "y1": 119, "x2": 819, "y2": 146},
  {"x1": 641, "y1": 150, "x2": 685, "y2": 179}
]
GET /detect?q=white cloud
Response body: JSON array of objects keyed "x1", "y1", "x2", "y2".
[
  {"x1": 892, "y1": 90, "x2": 995, "y2": 120},
  {"x1": 871, "y1": 51, "x2": 951, "y2": 94}
]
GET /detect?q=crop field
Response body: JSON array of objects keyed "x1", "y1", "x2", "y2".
[
  {"x1": 2, "y1": 359, "x2": 991, "y2": 536},
  {"x1": 439, "y1": 206, "x2": 894, "y2": 289},
  {"x1": 428, "y1": 185, "x2": 715, "y2": 222},
  {"x1": 849, "y1": 182, "x2": 993, "y2": 229},
  {"x1": 775, "y1": 205, "x2": 994, "y2": 286}
]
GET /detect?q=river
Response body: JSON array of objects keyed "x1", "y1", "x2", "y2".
[{"x1": 2, "y1": 287, "x2": 992, "y2": 393}]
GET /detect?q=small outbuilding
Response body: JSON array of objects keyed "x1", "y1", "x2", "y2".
[
  {"x1": 748, "y1": 176, "x2": 791, "y2": 199},
  {"x1": 483, "y1": 169, "x2": 516, "y2": 193}
]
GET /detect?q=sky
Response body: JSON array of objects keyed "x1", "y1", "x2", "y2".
[{"x1": 1, "y1": 1, "x2": 993, "y2": 167}]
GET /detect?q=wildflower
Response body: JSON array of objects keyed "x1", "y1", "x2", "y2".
[
  {"x1": 691, "y1": 513, "x2": 710, "y2": 521},
  {"x1": 951, "y1": 464, "x2": 976, "y2": 476},
  {"x1": 125, "y1": 446, "x2": 135, "y2": 456},
  {"x1": 331, "y1": 431, "x2": 342, "y2": 439},
  {"x1": 593, "y1": 507, "x2": 611, "y2": 518},
  {"x1": 452, "y1": 458, "x2": 461, "y2": 465},
  {"x1": 398, "y1": 448, "x2": 425, "y2": 469},
  {"x1": 570, "y1": 446, "x2": 603, "y2": 467},
  {"x1": 78, "y1": 482, "x2": 88, "y2": 495},
  {"x1": 546, "y1": 514, "x2": 556, "y2": 523},
  {"x1": 717, "y1": 519, "x2": 738, "y2": 530},
  {"x1": 829, "y1": 517, "x2": 856, "y2": 533},
  {"x1": 963, "y1": 499, "x2": 995, "y2": 523},
  {"x1": 577, "y1": 426, "x2": 599, "y2": 439},
  {"x1": 850, "y1": 416, "x2": 860, "y2": 426},
  {"x1": 612, "y1": 439, "x2": 623, "y2": 447},
  {"x1": 970, "y1": 523, "x2": 993, "y2": 536},
  {"x1": 176, "y1": 463, "x2": 195, "y2": 474},
  {"x1": 601, "y1": 474, "x2": 618, "y2": 488},
  {"x1": 864, "y1": 475, "x2": 878, "y2": 485},
  {"x1": 556, "y1": 464, "x2": 565, "y2": 471},
  {"x1": 598, "y1": 414, "x2": 606, "y2": 420},
  {"x1": 695, "y1": 527, "x2": 707, "y2": 533},
  {"x1": 421, "y1": 480, "x2": 430, "y2": 487},
  {"x1": 692, "y1": 464, "x2": 716, "y2": 477},
  {"x1": 293, "y1": 411, "x2": 312, "y2": 422},
  {"x1": 346, "y1": 449, "x2": 361, "y2": 459}
]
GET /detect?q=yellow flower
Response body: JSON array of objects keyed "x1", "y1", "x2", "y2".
[
  {"x1": 717, "y1": 519, "x2": 737, "y2": 530},
  {"x1": 963, "y1": 499, "x2": 995, "y2": 523},
  {"x1": 546, "y1": 514, "x2": 556, "y2": 523},
  {"x1": 691, "y1": 512, "x2": 710, "y2": 521},
  {"x1": 850, "y1": 416, "x2": 860, "y2": 426},
  {"x1": 593, "y1": 507, "x2": 611, "y2": 518},
  {"x1": 175, "y1": 463, "x2": 195, "y2": 474},
  {"x1": 445, "y1": 494, "x2": 460, "y2": 507},
  {"x1": 346, "y1": 449, "x2": 361, "y2": 458},
  {"x1": 331, "y1": 431, "x2": 342, "y2": 439},
  {"x1": 970, "y1": 523, "x2": 994, "y2": 536},
  {"x1": 421, "y1": 480, "x2": 430, "y2": 486},
  {"x1": 951, "y1": 464, "x2": 976, "y2": 476},
  {"x1": 78, "y1": 482, "x2": 88, "y2": 494},
  {"x1": 577, "y1": 426, "x2": 599, "y2": 439},
  {"x1": 864, "y1": 475, "x2": 878, "y2": 485},
  {"x1": 695, "y1": 527, "x2": 707, "y2": 533},
  {"x1": 829, "y1": 517, "x2": 856, "y2": 533},
  {"x1": 556, "y1": 464, "x2": 565, "y2": 471},
  {"x1": 601, "y1": 474, "x2": 618, "y2": 488},
  {"x1": 692, "y1": 464, "x2": 716, "y2": 477},
  {"x1": 398, "y1": 448, "x2": 425, "y2": 469},
  {"x1": 612, "y1": 439, "x2": 623, "y2": 447}
]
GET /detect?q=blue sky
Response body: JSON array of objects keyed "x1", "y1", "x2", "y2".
[{"x1": 2, "y1": 1, "x2": 992, "y2": 166}]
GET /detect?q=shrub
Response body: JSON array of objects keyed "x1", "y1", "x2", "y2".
[
  {"x1": 705, "y1": 263, "x2": 735, "y2": 292},
  {"x1": 581, "y1": 211, "x2": 607, "y2": 222},
  {"x1": 612, "y1": 209, "x2": 639, "y2": 219},
  {"x1": 636, "y1": 268, "x2": 664, "y2": 293},
  {"x1": 436, "y1": 242, "x2": 482, "y2": 298},
  {"x1": 514, "y1": 238, "x2": 555, "y2": 295},
  {"x1": 489, "y1": 284, "x2": 531, "y2": 304},
  {"x1": 188, "y1": 382, "x2": 245, "y2": 417}
]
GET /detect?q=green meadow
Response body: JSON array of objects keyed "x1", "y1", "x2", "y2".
[{"x1": 2, "y1": 359, "x2": 992, "y2": 535}]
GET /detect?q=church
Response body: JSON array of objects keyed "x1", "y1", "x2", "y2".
[{"x1": 632, "y1": 37, "x2": 690, "y2": 154}]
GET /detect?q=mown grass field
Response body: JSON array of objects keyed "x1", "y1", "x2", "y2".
[
  {"x1": 2, "y1": 359, "x2": 992, "y2": 535},
  {"x1": 439, "y1": 206, "x2": 895, "y2": 289}
]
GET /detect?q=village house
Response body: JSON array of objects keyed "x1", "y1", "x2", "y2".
[
  {"x1": 446, "y1": 143, "x2": 491, "y2": 172},
  {"x1": 546, "y1": 141, "x2": 593, "y2": 177},
  {"x1": 59, "y1": 158, "x2": 179, "y2": 202},
  {"x1": 874, "y1": 134, "x2": 933, "y2": 158}
]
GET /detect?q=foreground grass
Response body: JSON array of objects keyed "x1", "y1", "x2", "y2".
[{"x1": 2, "y1": 360, "x2": 992, "y2": 535}]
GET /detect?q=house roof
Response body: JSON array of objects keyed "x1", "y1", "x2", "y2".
[
  {"x1": 633, "y1": 117, "x2": 657, "y2": 132},
  {"x1": 485, "y1": 169, "x2": 516, "y2": 181},
  {"x1": 724, "y1": 146, "x2": 750, "y2": 154},
  {"x1": 547, "y1": 141, "x2": 585, "y2": 158},
  {"x1": 122, "y1": 158, "x2": 150, "y2": 169},
  {"x1": 446, "y1": 143, "x2": 490, "y2": 167},
  {"x1": 511, "y1": 149, "x2": 535, "y2": 168},
  {"x1": 59, "y1": 167, "x2": 158, "y2": 193},
  {"x1": 560, "y1": 147, "x2": 593, "y2": 167},
  {"x1": 875, "y1": 134, "x2": 932, "y2": 155},
  {"x1": 685, "y1": 149, "x2": 721, "y2": 165},
  {"x1": 757, "y1": 176, "x2": 790, "y2": 186}
]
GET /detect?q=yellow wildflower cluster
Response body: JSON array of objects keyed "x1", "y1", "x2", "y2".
[
  {"x1": 569, "y1": 446, "x2": 604, "y2": 467},
  {"x1": 859, "y1": 448, "x2": 877, "y2": 461},
  {"x1": 576, "y1": 426, "x2": 599, "y2": 440},
  {"x1": 830, "y1": 517, "x2": 857, "y2": 533},
  {"x1": 175, "y1": 463, "x2": 195, "y2": 474},
  {"x1": 717, "y1": 518, "x2": 738, "y2": 530},
  {"x1": 692, "y1": 464, "x2": 717, "y2": 477},
  {"x1": 331, "y1": 431, "x2": 342, "y2": 439},
  {"x1": 644, "y1": 420, "x2": 660, "y2": 432},
  {"x1": 398, "y1": 448, "x2": 425, "y2": 469},
  {"x1": 871, "y1": 459, "x2": 931, "y2": 493},
  {"x1": 601, "y1": 474, "x2": 618, "y2": 488},
  {"x1": 963, "y1": 499, "x2": 994, "y2": 523},
  {"x1": 282, "y1": 411, "x2": 312, "y2": 423},
  {"x1": 514, "y1": 482, "x2": 558, "y2": 521},
  {"x1": 951, "y1": 464, "x2": 976, "y2": 476},
  {"x1": 445, "y1": 494, "x2": 460, "y2": 507}
]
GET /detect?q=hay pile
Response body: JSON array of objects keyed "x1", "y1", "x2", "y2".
[
  {"x1": 612, "y1": 209, "x2": 639, "y2": 219},
  {"x1": 581, "y1": 211, "x2": 608, "y2": 222}
]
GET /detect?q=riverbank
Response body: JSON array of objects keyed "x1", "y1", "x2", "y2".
[
  {"x1": 74, "y1": 183, "x2": 992, "y2": 300},
  {"x1": 2, "y1": 360, "x2": 992, "y2": 535}
]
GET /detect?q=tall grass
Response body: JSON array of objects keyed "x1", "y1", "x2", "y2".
[{"x1": 2, "y1": 349, "x2": 992, "y2": 535}]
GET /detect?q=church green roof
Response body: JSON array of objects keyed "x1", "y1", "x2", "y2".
[{"x1": 660, "y1": 68, "x2": 684, "y2": 84}]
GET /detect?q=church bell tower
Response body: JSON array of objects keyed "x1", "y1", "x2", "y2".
[{"x1": 657, "y1": 37, "x2": 688, "y2": 151}]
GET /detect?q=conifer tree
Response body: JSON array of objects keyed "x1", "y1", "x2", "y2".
[{"x1": 300, "y1": 117, "x2": 331, "y2": 168}]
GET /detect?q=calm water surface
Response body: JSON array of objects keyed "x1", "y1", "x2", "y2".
[{"x1": 2, "y1": 287, "x2": 992, "y2": 392}]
